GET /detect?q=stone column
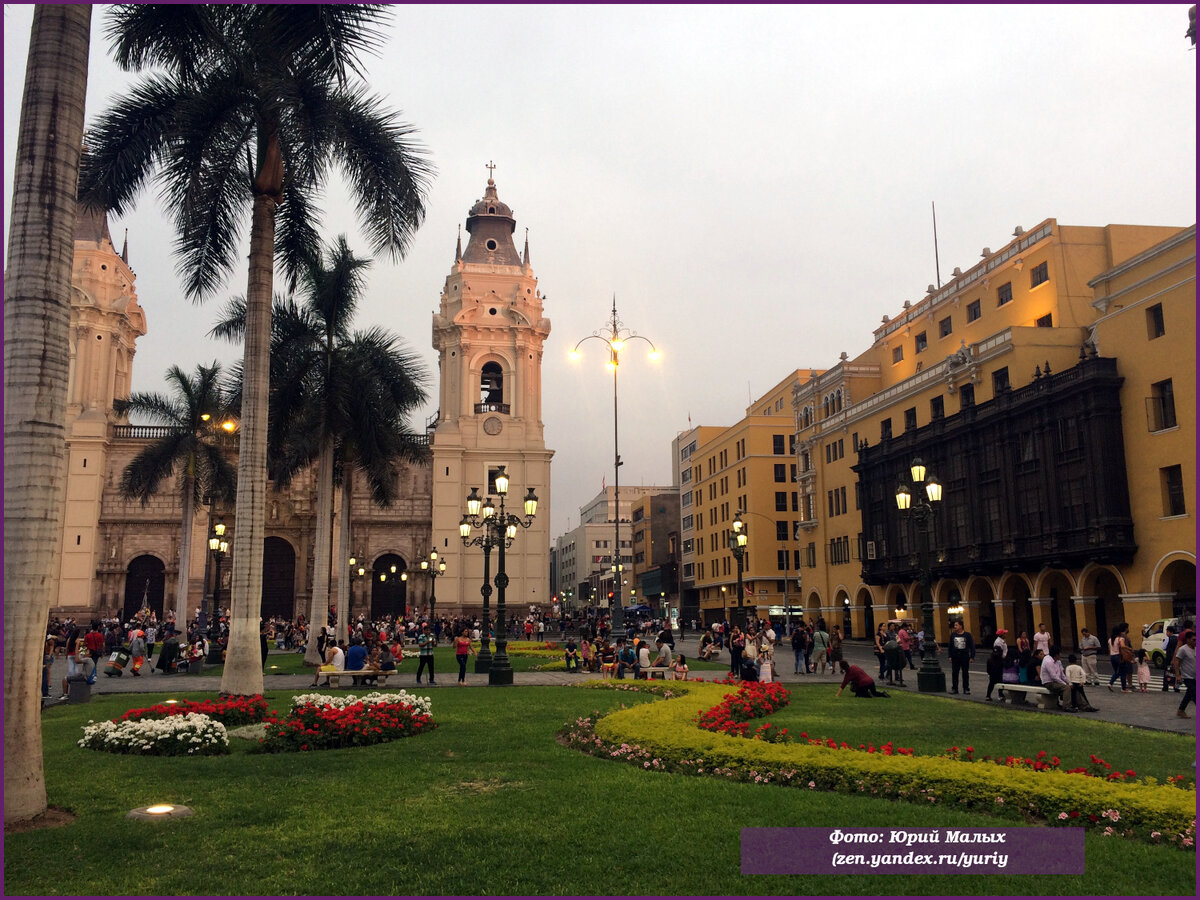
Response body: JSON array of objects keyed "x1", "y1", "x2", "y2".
[
  {"x1": 992, "y1": 598, "x2": 1015, "y2": 635},
  {"x1": 1071, "y1": 596, "x2": 1099, "y2": 636},
  {"x1": 1029, "y1": 597, "x2": 1055, "y2": 641}
]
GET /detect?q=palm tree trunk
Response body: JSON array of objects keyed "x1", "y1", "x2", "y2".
[
  {"x1": 304, "y1": 435, "x2": 336, "y2": 664},
  {"x1": 336, "y1": 469, "x2": 353, "y2": 637},
  {"x1": 3, "y1": 4, "x2": 90, "y2": 824},
  {"x1": 176, "y1": 480, "x2": 195, "y2": 630},
  {"x1": 219, "y1": 188, "x2": 278, "y2": 696}
]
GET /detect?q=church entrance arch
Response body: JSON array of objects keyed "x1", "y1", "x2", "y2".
[
  {"x1": 123, "y1": 555, "x2": 165, "y2": 620},
  {"x1": 261, "y1": 537, "x2": 296, "y2": 620},
  {"x1": 371, "y1": 554, "x2": 409, "y2": 620}
]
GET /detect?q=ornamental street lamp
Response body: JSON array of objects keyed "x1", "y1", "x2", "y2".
[
  {"x1": 206, "y1": 520, "x2": 229, "y2": 662},
  {"x1": 348, "y1": 556, "x2": 366, "y2": 620},
  {"x1": 419, "y1": 550, "x2": 447, "y2": 622},
  {"x1": 460, "y1": 466, "x2": 538, "y2": 686},
  {"x1": 895, "y1": 457, "x2": 947, "y2": 693},
  {"x1": 570, "y1": 297, "x2": 660, "y2": 636},
  {"x1": 729, "y1": 511, "x2": 749, "y2": 629}
]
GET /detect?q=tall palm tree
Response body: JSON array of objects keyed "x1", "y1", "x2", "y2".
[
  {"x1": 213, "y1": 237, "x2": 429, "y2": 663},
  {"x1": 3, "y1": 4, "x2": 91, "y2": 825},
  {"x1": 78, "y1": 5, "x2": 432, "y2": 696},
  {"x1": 114, "y1": 363, "x2": 238, "y2": 630}
]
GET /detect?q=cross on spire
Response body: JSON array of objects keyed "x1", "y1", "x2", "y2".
[{"x1": 486, "y1": 160, "x2": 496, "y2": 180}]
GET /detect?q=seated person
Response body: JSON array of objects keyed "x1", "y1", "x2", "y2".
[
  {"x1": 698, "y1": 632, "x2": 719, "y2": 660},
  {"x1": 615, "y1": 640, "x2": 637, "y2": 679},
  {"x1": 345, "y1": 638, "x2": 368, "y2": 684},
  {"x1": 835, "y1": 659, "x2": 890, "y2": 698},
  {"x1": 564, "y1": 639, "x2": 580, "y2": 672},
  {"x1": 671, "y1": 654, "x2": 689, "y2": 681},
  {"x1": 1039, "y1": 647, "x2": 1071, "y2": 710},
  {"x1": 1064, "y1": 653, "x2": 1096, "y2": 712},
  {"x1": 187, "y1": 637, "x2": 207, "y2": 669},
  {"x1": 378, "y1": 644, "x2": 396, "y2": 672},
  {"x1": 60, "y1": 647, "x2": 97, "y2": 699},
  {"x1": 740, "y1": 645, "x2": 761, "y2": 682},
  {"x1": 599, "y1": 641, "x2": 617, "y2": 676},
  {"x1": 635, "y1": 640, "x2": 652, "y2": 679},
  {"x1": 360, "y1": 643, "x2": 382, "y2": 685},
  {"x1": 651, "y1": 639, "x2": 672, "y2": 669}
]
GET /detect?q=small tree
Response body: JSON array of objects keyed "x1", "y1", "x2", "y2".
[{"x1": 115, "y1": 363, "x2": 238, "y2": 629}]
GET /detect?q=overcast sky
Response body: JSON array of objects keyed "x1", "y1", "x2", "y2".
[{"x1": 5, "y1": 4, "x2": 1196, "y2": 535}]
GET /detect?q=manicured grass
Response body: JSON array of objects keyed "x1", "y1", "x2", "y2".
[
  {"x1": 4, "y1": 685, "x2": 1194, "y2": 896},
  {"x1": 767, "y1": 686, "x2": 1197, "y2": 782}
]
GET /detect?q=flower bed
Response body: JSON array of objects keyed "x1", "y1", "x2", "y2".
[
  {"x1": 565, "y1": 681, "x2": 1196, "y2": 848},
  {"x1": 255, "y1": 693, "x2": 436, "y2": 753},
  {"x1": 695, "y1": 681, "x2": 792, "y2": 741},
  {"x1": 80, "y1": 712, "x2": 228, "y2": 756},
  {"x1": 114, "y1": 695, "x2": 269, "y2": 727},
  {"x1": 289, "y1": 690, "x2": 432, "y2": 717}
]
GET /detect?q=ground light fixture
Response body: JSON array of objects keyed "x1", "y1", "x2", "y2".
[{"x1": 127, "y1": 804, "x2": 193, "y2": 820}]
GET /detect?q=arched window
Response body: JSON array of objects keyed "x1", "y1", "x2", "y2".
[{"x1": 481, "y1": 362, "x2": 504, "y2": 404}]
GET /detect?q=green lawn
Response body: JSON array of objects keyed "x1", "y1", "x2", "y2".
[{"x1": 4, "y1": 685, "x2": 1194, "y2": 896}]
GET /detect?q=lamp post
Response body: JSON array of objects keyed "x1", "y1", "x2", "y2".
[
  {"x1": 895, "y1": 457, "x2": 947, "y2": 693},
  {"x1": 460, "y1": 466, "x2": 538, "y2": 686},
  {"x1": 729, "y1": 511, "x2": 749, "y2": 629},
  {"x1": 419, "y1": 550, "x2": 446, "y2": 624},
  {"x1": 571, "y1": 297, "x2": 659, "y2": 637},
  {"x1": 348, "y1": 556, "x2": 365, "y2": 621},
  {"x1": 206, "y1": 521, "x2": 229, "y2": 662}
]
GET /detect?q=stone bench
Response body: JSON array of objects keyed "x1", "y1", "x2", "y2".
[
  {"x1": 997, "y1": 684, "x2": 1057, "y2": 710},
  {"x1": 312, "y1": 669, "x2": 395, "y2": 688}
]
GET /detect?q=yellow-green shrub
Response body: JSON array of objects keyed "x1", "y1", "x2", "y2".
[{"x1": 584, "y1": 682, "x2": 1195, "y2": 843}]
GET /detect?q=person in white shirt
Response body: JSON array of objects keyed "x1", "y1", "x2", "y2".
[
  {"x1": 1033, "y1": 625, "x2": 1052, "y2": 657},
  {"x1": 1077, "y1": 627, "x2": 1102, "y2": 685},
  {"x1": 1064, "y1": 654, "x2": 1097, "y2": 711}
]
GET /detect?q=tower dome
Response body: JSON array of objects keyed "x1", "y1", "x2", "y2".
[{"x1": 462, "y1": 177, "x2": 521, "y2": 265}]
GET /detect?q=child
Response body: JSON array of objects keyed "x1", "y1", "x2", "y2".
[
  {"x1": 1064, "y1": 654, "x2": 1097, "y2": 712},
  {"x1": 671, "y1": 654, "x2": 689, "y2": 681},
  {"x1": 1136, "y1": 648, "x2": 1151, "y2": 692}
]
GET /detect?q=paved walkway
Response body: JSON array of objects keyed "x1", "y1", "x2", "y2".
[{"x1": 49, "y1": 636, "x2": 1197, "y2": 736}]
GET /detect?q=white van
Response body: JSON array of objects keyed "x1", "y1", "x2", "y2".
[{"x1": 1141, "y1": 618, "x2": 1183, "y2": 668}]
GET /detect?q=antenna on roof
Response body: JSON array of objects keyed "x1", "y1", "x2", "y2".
[{"x1": 931, "y1": 201, "x2": 942, "y2": 289}]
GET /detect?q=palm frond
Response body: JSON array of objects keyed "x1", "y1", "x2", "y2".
[
  {"x1": 104, "y1": 5, "x2": 230, "y2": 79},
  {"x1": 327, "y1": 88, "x2": 433, "y2": 260},
  {"x1": 260, "y1": 4, "x2": 392, "y2": 84},
  {"x1": 274, "y1": 181, "x2": 323, "y2": 292},
  {"x1": 79, "y1": 75, "x2": 182, "y2": 217},
  {"x1": 208, "y1": 296, "x2": 248, "y2": 342},
  {"x1": 119, "y1": 430, "x2": 190, "y2": 504}
]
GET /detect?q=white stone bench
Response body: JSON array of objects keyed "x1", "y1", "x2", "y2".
[
  {"x1": 639, "y1": 666, "x2": 671, "y2": 680},
  {"x1": 998, "y1": 684, "x2": 1057, "y2": 710}
]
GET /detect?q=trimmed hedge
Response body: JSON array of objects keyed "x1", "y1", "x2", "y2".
[{"x1": 583, "y1": 681, "x2": 1196, "y2": 846}]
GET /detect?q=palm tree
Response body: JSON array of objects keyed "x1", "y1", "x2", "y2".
[
  {"x1": 114, "y1": 363, "x2": 238, "y2": 630},
  {"x1": 78, "y1": 5, "x2": 432, "y2": 696},
  {"x1": 3, "y1": 4, "x2": 91, "y2": 825},
  {"x1": 212, "y1": 237, "x2": 429, "y2": 664}
]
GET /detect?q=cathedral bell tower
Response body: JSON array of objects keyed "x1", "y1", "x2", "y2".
[{"x1": 431, "y1": 173, "x2": 554, "y2": 618}]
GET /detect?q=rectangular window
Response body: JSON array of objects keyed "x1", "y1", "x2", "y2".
[
  {"x1": 960, "y1": 383, "x2": 975, "y2": 408},
  {"x1": 904, "y1": 407, "x2": 917, "y2": 431},
  {"x1": 773, "y1": 434, "x2": 785, "y2": 454},
  {"x1": 774, "y1": 463, "x2": 786, "y2": 482},
  {"x1": 939, "y1": 316, "x2": 952, "y2": 338},
  {"x1": 1162, "y1": 465, "x2": 1186, "y2": 517},
  {"x1": 775, "y1": 491, "x2": 787, "y2": 511},
  {"x1": 788, "y1": 434, "x2": 796, "y2": 454},
  {"x1": 1147, "y1": 303, "x2": 1166, "y2": 339},
  {"x1": 930, "y1": 395, "x2": 945, "y2": 420},
  {"x1": 992, "y1": 367, "x2": 1010, "y2": 394},
  {"x1": 1149, "y1": 379, "x2": 1178, "y2": 430},
  {"x1": 776, "y1": 521, "x2": 789, "y2": 541},
  {"x1": 966, "y1": 299, "x2": 981, "y2": 322},
  {"x1": 1036, "y1": 313, "x2": 1053, "y2": 327},
  {"x1": 997, "y1": 282, "x2": 1013, "y2": 306},
  {"x1": 914, "y1": 331, "x2": 928, "y2": 353},
  {"x1": 791, "y1": 491, "x2": 798, "y2": 512},
  {"x1": 827, "y1": 491, "x2": 835, "y2": 518},
  {"x1": 892, "y1": 345, "x2": 904, "y2": 364},
  {"x1": 1030, "y1": 261, "x2": 1049, "y2": 287},
  {"x1": 880, "y1": 418, "x2": 892, "y2": 440},
  {"x1": 682, "y1": 538, "x2": 693, "y2": 554},
  {"x1": 682, "y1": 514, "x2": 693, "y2": 530}
]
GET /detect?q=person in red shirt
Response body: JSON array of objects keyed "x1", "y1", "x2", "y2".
[{"x1": 835, "y1": 660, "x2": 890, "y2": 698}]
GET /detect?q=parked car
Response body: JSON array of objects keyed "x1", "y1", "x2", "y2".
[{"x1": 1141, "y1": 617, "x2": 1183, "y2": 668}]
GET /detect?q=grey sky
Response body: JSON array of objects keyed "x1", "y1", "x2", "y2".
[{"x1": 5, "y1": 4, "x2": 1196, "y2": 535}]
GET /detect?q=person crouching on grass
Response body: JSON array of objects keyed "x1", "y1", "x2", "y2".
[{"x1": 835, "y1": 659, "x2": 890, "y2": 698}]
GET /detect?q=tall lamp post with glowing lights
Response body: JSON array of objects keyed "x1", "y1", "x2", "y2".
[
  {"x1": 419, "y1": 551, "x2": 446, "y2": 623},
  {"x1": 206, "y1": 520, "x2": 230, "y2": 661},
  {"x1": 570, "y1": 298, "x2": 659, "y2": 635},
  {"x1": 895, "y1": 457, "x2": 947, "y2": 693},
  {"x1": 729, "y1": 511, "x2": 749, "y2": 629},
  {"x1": 459, "y1": 466, "x2": 537, "y2": 686}
]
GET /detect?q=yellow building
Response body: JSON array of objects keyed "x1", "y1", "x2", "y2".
[
  {"x1": 688, "y1": 370, "x2": 818, "y2": 626},
  {"x1": 790, "y1": 219, "x2": 1193, "y2": 648}
]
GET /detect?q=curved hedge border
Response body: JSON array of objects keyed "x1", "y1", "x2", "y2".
[{"x1": 572, "y1": 680, "x2": 1195, "y2": 848}]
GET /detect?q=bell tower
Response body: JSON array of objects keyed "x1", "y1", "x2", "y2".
[{"x1": 431, "y1": 173, "x2": 554, "y2": 617}]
